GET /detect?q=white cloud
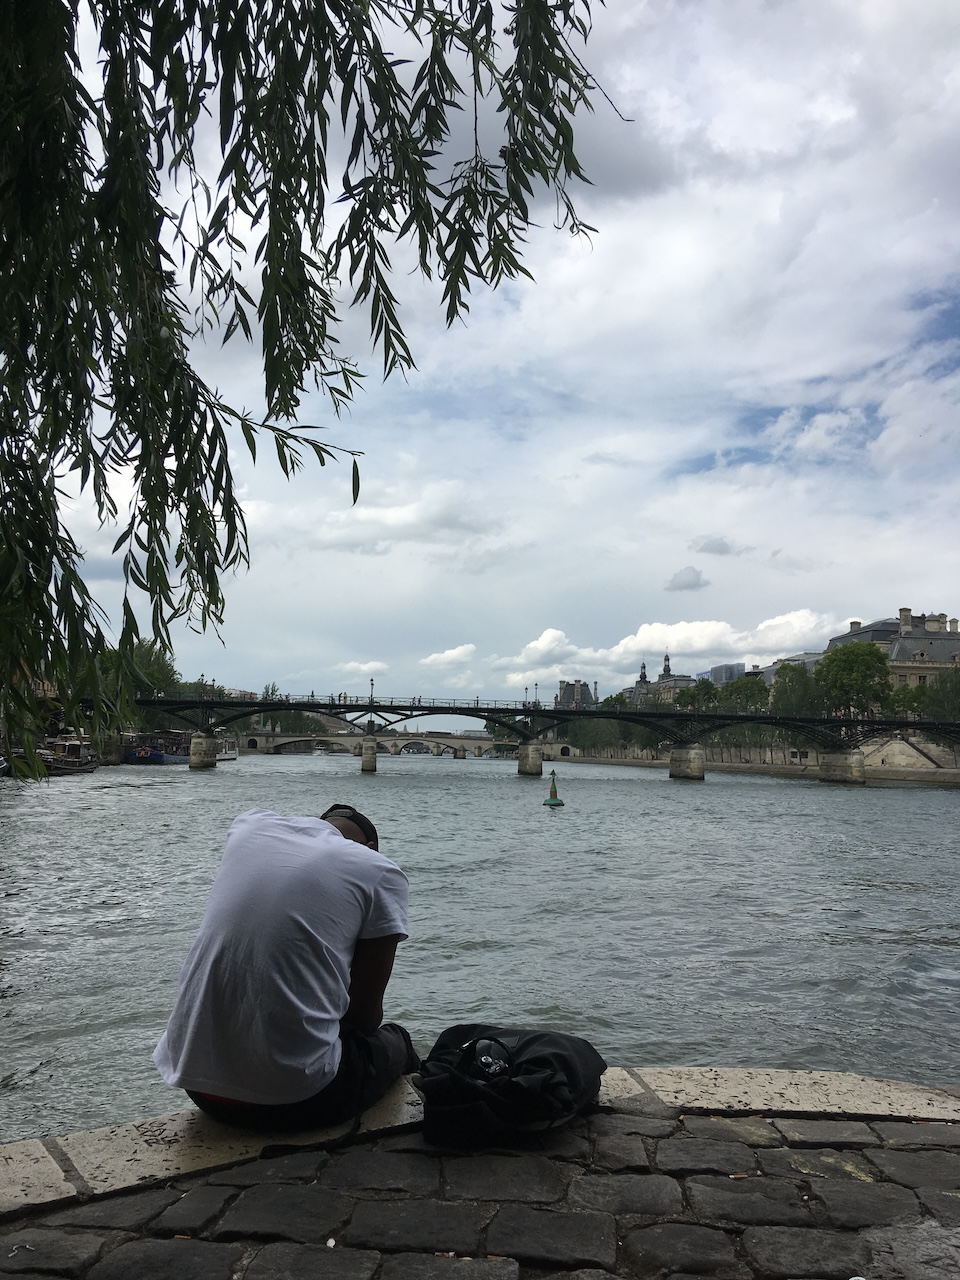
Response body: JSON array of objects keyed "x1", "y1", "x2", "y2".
[
  {"x1": 335, "y1": 661, "x2": 388, "y2": 675},
  {"x1": 436, "y1": 670, "x2": 477, "y2": 690},
  {"x1": 419, "y1": 644, "x2": 477, "y2": 666},
  {"x1": 490, "y1": 610, "x2": 840, "y2": 692}
]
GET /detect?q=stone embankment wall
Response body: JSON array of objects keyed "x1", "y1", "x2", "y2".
[{"x1": 571, "y1": 734, "x2": 960, "y2": 784}]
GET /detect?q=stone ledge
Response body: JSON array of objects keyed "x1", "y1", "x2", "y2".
[
  {"x1": 0, "y1": 1140, "x2": 78, "y2": 1216},
  {"x1": 1, "y1": 1078, "x2": 422, "y2": 1217},
  {"x1": 4, "y1": 1068, "x2": 960, "y2": 1220},
  {"x1": 635, "y1": 1067, "x2": 960, "y2": 1120}
]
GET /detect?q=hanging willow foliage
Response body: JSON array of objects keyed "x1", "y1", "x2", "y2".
[{"x1": 0, "y1": 0, "x2": 598, "y2": 757}]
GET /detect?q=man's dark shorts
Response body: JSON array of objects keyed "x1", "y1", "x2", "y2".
[{"x1": 187, "y1": 1023, "x2": 418, "y2": 1131}]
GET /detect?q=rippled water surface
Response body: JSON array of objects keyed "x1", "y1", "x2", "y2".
[{"x1": 1, "y1": 755, "x2": 958, "y2": 1140}]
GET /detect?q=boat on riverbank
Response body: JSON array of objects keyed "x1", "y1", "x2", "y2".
[
  {"x1": 126, "y1": 731, "x2": 239, "y2": 764},
  {"x1": 8, "y1": 743, "x2": 100, "y2": 776},
  {"x1": 46, "y1": 734, "x2": 99, "y2": 774},
  {"x1": 126, "y1": 731, "x2": 192, "y2": 764}
]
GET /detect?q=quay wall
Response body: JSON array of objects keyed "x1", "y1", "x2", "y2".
[{"x1": 569, "y1": 736, "x2": 960, "y2": 786}]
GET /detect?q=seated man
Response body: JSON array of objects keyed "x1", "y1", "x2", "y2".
[{"x1": 153, "y1": 803, "x2": 417, "y2": 1130}]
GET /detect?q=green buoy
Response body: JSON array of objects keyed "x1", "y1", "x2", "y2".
[{"x1": 543, "y1": 768, "x2": 564, "y2": 807}]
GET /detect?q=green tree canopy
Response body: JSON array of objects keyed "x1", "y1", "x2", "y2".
[
  {"x1": 924, "y1": 668, "x2": 960, "y2": 721},
  {"x1": 484, "y1": 717, "x2": 521, "y2": 741},
  {"x1": 99, "y1": 640, "x2": 180, "y2": 699},
  {"x1": 560, "y1": 694, "x2": 661, "y2": 753},
  {"x1": 675, "y1": 678, "x2": 718, "y2": 711},
  {"x1": 96, "y1": 640, "x2": 180, "y2": 729},
  {"x1": 2, "y1": 0, "x2": 600, "y2": 756},
  {"x1": 769, "y1": 662, "x2": 822, "y2": 718},
  {"x1": 888, "y1": 683, "x2": 926, "y2": 717},
  {"x1": 716, "y1": 674, "x2": 769, "y2": 713},
  {"x1": 814, "y1": 643, "x2": 891, "y2": 715}
]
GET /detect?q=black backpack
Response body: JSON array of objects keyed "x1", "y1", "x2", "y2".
[{"x1": 416, "y1": 1023, "x2": 607, "y2": 1147}]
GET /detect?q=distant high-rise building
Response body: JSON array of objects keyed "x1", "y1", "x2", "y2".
[{"x1": 709, "y1": 663, "x2": 745, "y2": 686}]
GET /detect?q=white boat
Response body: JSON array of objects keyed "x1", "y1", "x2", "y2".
[{"x1": 216, "y1": 736, "x2": 239, "y2": 761}]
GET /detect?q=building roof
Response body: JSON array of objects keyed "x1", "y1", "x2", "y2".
[
  {"x1": 828, "y1": 611, "x2": 960, "y2": 655},
  {"x1": 887, "y1": 635, "x2": 960, "y2": 663},
  {"x1": 556, "y1": 678, "x2": 596, "y2": 708},
  {"x1": 826, "y1": 619, "x2": 899, "y2": 648}
]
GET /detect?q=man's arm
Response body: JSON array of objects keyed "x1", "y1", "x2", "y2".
[{"x1": 344, "y1": 934, "x2": 403, "y2": 1035}]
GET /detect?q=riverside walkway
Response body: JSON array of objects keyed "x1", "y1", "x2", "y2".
[{"x1": 3, "y1": 1068, "x2": 960, "y2": 1278}]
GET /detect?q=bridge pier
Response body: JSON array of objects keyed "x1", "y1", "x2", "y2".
[
  {"x1": 361, "y1": 736, "x2": 378, "y2": 773},
  {"x1": 669, "y1": 744, "x2": 705, "y2": 780},
  {"x1": 453, "y1": 746, "x2": 466, "y2": 760},
  {"x1": 518, "y1": 743, "x2": 543, "y2": 776},
  {"x1": 818, "y1": 749, "x2": 866, "y2": 785},
  {"x1": 189, "y1": 731, "x2": 218, "y2": 770}
]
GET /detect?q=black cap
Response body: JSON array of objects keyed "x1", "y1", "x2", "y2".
[{"x1": 321, "y1": 804, "x2": 379, "y2": 849}]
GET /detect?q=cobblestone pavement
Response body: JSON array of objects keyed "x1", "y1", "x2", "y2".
[{"x1": 3, "y1": 1104, "x2": 960, "y2": 1280}]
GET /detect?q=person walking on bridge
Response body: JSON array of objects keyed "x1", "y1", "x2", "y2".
[{"x1": 153, "y1": 804, "x2": 416, "y2": 1130}]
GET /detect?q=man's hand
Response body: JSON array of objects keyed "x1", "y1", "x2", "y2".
[{"x1": 344, "y1": 934, "x2": 402, "y2": 1036}]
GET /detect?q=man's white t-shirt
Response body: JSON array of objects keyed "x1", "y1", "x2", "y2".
[{"x1": 153, "y1": 809, "x2": 409, "y2": 1104}]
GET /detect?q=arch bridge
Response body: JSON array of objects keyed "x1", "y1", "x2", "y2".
[
  {"x1": 130, "y1": 693, "x2": 960, "y2": 784},
  {"x1": 242, "y1": 730, "x2": 510, "y2": 759}
]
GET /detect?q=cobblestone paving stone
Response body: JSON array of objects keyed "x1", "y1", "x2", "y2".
[
  {"x1": 770, "y1": 1118, "x2": 878, "y2": 1148},
  {"x1": 207, "y1": 1152, "x2": 330, "y2": 1185},
  {"x1": 678, "y1": 1117, "x2": 780, "y2": 1148},
  {"x1": 592, "y1": 1135, "x2": 652, "y2": 1173},
  {"x1": 684, "y1": 1174, "x2": 811, "y2": 1226},
  {"x1": 566, "y1": 1172, "x2": 683, "y2": 1216},
  {"x1": 872, "y1": 1123, "x2": 960, "y2": 1149},
  {"x1": 211, "y1": 1184, "x2": 356, "y2": 1242},
  {"x1": 808, "y1": 1178, "x2": 921, "y2": 1228},
  {"x1": 757, "y1": 1144, "x2": 877, "y2": 1181},
  {"x1": 866, "y1": 1148, "x2": 960, "y2": 1188},
  {"x1": 919, "y1": 1188, "x2": 960, "y2": 1226},
  {"x1": 655, "y1": 1139, "x2": 756, "y2": 1177},
  {"x1": 443, "y1": 1155, "x2": 565, "y2": 1203},
  {"x1": 321, "y1": 1151, "x2": 442, "y2": 1197},
  {"x1": 5, "y1": 1108, "x2": 960, "y2": 1278},
  {"x1": 485, "y1": 1205, "x2": 617, "y2": 1270},
  {"x1": 244, "y1": 1243, "x2": 381, "y2": 1280},
  {"x1": 740, "y1": 1224, "x2": 871, "y2": 1277}
]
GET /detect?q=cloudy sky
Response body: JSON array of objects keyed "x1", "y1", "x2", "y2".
[{"x1": 82, "y1": 0, "x2": 960, "y2": 708}]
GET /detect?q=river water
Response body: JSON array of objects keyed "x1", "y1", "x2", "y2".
[{"x1": 1, "y1": 754, "x2": 958, "y2": 1142}]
